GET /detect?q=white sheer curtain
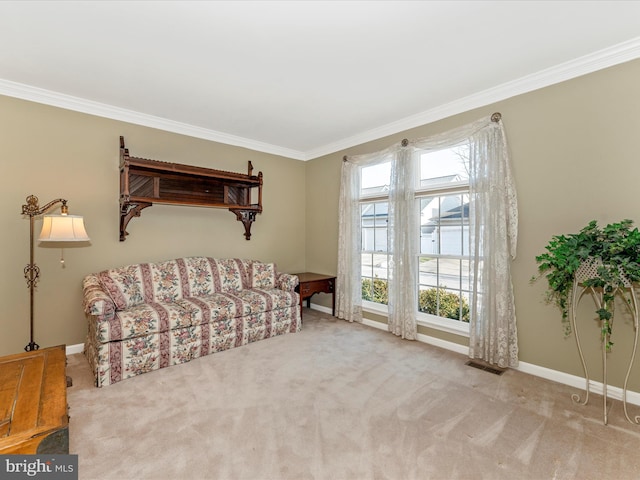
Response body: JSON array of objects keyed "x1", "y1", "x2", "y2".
[
  {"x1": 387, "y1": 146, "x2": 419, "y2": 339},
  {"x1": 409, "y1": 115, "x2": 519, "y2": 367},
  {"x1": 468, "y1": 117, "x2": 519, "y2": 368},
  {"x1": 336, "y1": 146, "x2": 395, "y2": 323},
  {"x1": 338, "y1": 143, "x2": 419, "y2": 338},
  {"x1": 337, "y1": 114, "x2": 518, "y2": 367}
]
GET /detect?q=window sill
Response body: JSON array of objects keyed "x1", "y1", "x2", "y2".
[
  {"x1": 362, "y1": 301, "x2": 388, "y2": 316},
  {"x1": 362, "y1": 302, "x2": 470, "y2": 338},
  {"x1": 416, "y1": 313, "x2": 470, "y2": 337}
]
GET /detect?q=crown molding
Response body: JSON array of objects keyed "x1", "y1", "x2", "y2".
[
  {"x1": 2, "y1": 36, "x2": 640, "y2": 162},
  {"x1": 304, "y1": 36, "x2": 640, "y2": 160},
  {"x1": 0, "y1": 79, "x2": 308, "y2": 160}
]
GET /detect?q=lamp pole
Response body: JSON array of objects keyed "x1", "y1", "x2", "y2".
[{"x1": 21, "y1": 195, "x2": 67, "y2": 352}]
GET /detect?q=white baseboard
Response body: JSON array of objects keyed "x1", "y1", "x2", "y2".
[
  {"x1": 66, "y1": 343, "x2": 84, "y2": 355},
  {"x1": 514, "y1": 359, "x2": 640, "y2": 407},
  {"x1": 310, "y1": 303, "x2": 640, "y2": 407}
]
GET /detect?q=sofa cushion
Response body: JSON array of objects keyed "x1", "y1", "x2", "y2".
[
  {"x1": 210, "y1": 258, "x2": 247, "y2": 292},
  {"x1": 231, "y1": 288, "x2": 299, "y2": 314},
  {"x1": 149, "y1": 260, "x2": 185, "y2": 303},
  {"x1": 175, "y1": 294, "x2": 242, "y2": 325},
  {"x1": 250, "y1": 262, "x2": 276, "y2": 289},
  {"x1": 98, "y1": 260, "x2": 185, "y2": 310},
  {"x1": 180, "y1": 257, "x2": 216, "y2": 297},
  {"x1": 170, "y1": 289, "x2": 298, "y2": 328},
  {"x1": 98, "y1": 263, "x2": 147, "y2": 310}
]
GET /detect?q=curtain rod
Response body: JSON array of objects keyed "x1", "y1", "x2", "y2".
[{"x1": 343, "y1": 112, "x2": 502, "y2": 162}]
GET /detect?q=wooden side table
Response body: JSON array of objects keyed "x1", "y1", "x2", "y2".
[
  {"x1": 293, "y1": 272, "x2": 336, "y2": 319},
  {"x1": 0, "y1": 345, "x2": 69, "y2": 454}
]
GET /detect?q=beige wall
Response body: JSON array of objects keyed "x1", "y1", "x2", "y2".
[
  {"x1": 0, "y1": 96, "x2": 306, "y2": 355},
  {"x1": 3, "y1": 58, "x2": 640, "y2": 391},
  {"x1": 306, "y1": 58, "x2": 640, "y2": 391}
]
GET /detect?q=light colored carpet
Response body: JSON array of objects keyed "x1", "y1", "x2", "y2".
[{"x1": 67, "y1": 309, "x2": 640, "y2": 480}]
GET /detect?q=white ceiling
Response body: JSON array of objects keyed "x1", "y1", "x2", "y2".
[{"x1": 1, "y1": 1, "x2": 640, "y2": 160}]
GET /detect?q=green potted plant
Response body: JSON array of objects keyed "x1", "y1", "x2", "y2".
[{"x1": 533, "y1": 219, "x2": 640, "y2": 350}]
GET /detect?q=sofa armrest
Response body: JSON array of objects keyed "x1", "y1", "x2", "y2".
[
  {"x1": 82, "y1": 274, "x2": 116, "y2": 319},
  {"x1": 276, "y1": 273, "x2": 299, "y2": 292}
]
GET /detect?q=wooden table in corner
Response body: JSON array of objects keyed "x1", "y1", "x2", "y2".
[
  {"x1": 293, "y1": 272, "x2": 336, "y2": 319},
  {"x1": 0, "y1": 345, "x2": 69, "y2": 454}
]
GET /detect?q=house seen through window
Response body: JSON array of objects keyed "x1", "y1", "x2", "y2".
[{"x1": 360, "y1": 145, "x2": 472, "y2": 327}]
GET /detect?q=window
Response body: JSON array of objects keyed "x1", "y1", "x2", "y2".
[
  {"x1": 359, "y1": 145, "x2": 471, "y2": 330},
  {"x1": 360, "y1": 161, "x2": 390, "y2": 306},
  {"x1": 339, "y1": 114, "x2": 517, "y2": 364}
]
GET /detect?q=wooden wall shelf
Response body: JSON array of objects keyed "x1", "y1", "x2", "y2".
[{"x1": 119, "y1": 136, "x2": 263, "y2": 241}]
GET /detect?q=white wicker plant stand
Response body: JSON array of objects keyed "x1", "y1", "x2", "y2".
[{"x1": 570, "y1": 259, "x2": 640, "y2": 425}]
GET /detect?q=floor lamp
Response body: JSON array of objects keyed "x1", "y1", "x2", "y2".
[{"x1": 22, "y1": 195, "x2": 90, "y2": 352}]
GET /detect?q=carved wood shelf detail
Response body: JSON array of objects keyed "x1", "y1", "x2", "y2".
[{"x1": 119, "y1": 136, "x2": 263, "y2": 241}]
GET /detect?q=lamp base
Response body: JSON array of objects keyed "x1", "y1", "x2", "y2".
[{"x1": 25, "y1": 341, "x2": 40, "y2": 352}]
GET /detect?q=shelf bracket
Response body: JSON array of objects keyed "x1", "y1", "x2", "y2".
[
  {"x1": 120, "y1": 201, "x2": 152, "y2": 241},
  {"x1": 230, "y1": 209, "x2": 259, "y2": 240}
]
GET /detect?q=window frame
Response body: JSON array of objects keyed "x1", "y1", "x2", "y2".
[{"x1": 359, "y1": 151, "x2": 471, "y2": 337}]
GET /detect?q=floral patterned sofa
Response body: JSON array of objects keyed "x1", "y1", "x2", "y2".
[{"x1": 82, "y1": 256, "x2": 301, "y2": 387}]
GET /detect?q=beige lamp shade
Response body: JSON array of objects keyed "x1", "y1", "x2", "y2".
[{"x1": 38, "y1": 214, "x2": 90, "y2": 242}]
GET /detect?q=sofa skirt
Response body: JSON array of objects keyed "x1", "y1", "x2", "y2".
[{"x1": 85, "y1": 306, "x2": 300, "y2": 387}]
